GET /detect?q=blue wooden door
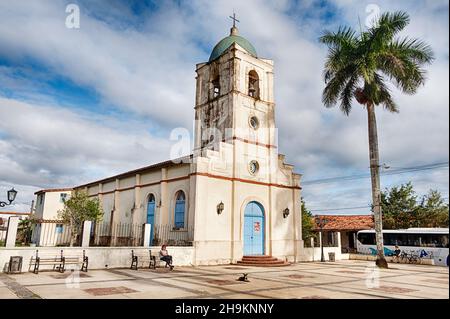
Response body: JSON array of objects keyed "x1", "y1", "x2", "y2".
[
  {"x1": 147, "y1": 195, "x2": 156, "y2": 246},
  {"x1": 243, "y1": 201, "x2": 265, "y2": 255}
]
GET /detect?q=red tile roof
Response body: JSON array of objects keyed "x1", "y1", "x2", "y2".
[{"x1": 314, "y1": 215, "x2": 374, "y2": 231}]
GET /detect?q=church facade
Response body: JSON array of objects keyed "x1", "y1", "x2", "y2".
[{"x1": 38, "y1": 25, "x2": 303, "y2": 265}]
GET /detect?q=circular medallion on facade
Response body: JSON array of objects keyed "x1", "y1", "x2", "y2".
[
  {"x1": 249, "y1": 116, "x2": 260, "y2": 130},
  {"x1": 248, "y1": 160, "x2": 260, "y2": 175}
]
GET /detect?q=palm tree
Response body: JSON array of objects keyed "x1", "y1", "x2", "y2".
[{"x1": 319, "y1": 11, "x2": 434, "y2": 268}]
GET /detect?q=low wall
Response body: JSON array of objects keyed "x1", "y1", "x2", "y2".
[
  {"x1": 299, "y1": 246, "x2": 349, "y2": 262},
  {"x1": 0, "y1": 246, "x2": 194, "y2": 273},
  {"x1": 349, "y1": 253, "x2": 435, "y2": 265}
]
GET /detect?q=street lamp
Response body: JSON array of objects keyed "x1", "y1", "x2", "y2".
[
  {"x1": 0, "y1": 188, "x2": 18, "y2": 207},
  {"x1": 315, "y1": 216, "x2": 329, "y2": 262}
]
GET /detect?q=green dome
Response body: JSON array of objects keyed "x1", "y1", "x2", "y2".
[{"x1": 209, "y1": 33, "x2": 257, "y2": 62}]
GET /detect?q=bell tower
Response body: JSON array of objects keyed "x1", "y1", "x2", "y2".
[
  {"x1": 193, "y1": 22, "x2": 276, "y2": 158},
  {"x1": 190, "y1": 17, "x2": 302, "y2": 266}
]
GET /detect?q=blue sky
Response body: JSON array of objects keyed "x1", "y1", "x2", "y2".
[{"x1": 0, "y1": 0, "x2": 448, "y2": 214}]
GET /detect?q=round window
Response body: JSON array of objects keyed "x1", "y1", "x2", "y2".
[
  {"x1": 249, "y1": 160, "x2": 260, "y2": 175},
  {"x1": 249, "y1": 116, "x2": 259, "y2": 130}
]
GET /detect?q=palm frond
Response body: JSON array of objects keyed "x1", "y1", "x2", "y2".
[
  {"x1": 339, "y1": 74, "x2": 360, "y2": 115},
  {"x1": 322, "y1": 65, "x2": 358, "y2": 108},
  {"x1": 376, "y1": 38, "x2": 431, "y2": 94},
  {"x1": 372, "y1": 73, "x2": 398, "y2": 113},
  {"x1": 390, "y1": 37, "x2": 434, "y2": 64},
  {"x1": 370, "y1": 11, "x2": 410, "y2": 40},
  {"x1": 319, "y1": 26, "x2": 358, "y2": 49}
]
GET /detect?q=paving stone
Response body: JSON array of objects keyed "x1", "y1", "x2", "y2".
[
  {"x1": 83, "y1": 286, "x2": 138, "y2": 296},
  {"x1": 285, "y1": 274, "x2": 315, "y2": 279},
  {"x1": 0, "y1": 260, "x2": 447, "y2": 299},
  {"x1": 205, "y1": 279, "x2": 244, "y2": 286},
  {"x1": 371, "y1": 286, "x2": 418, "y2": 294}
]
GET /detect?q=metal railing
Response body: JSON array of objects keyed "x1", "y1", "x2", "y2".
[
  {"x1": 90, "y1": 222, "x2": 194, "y2": 247},
  {"x1": 90, "y1": 222, "x2": 144, "y2": 247},
  {"x1": 153, "y1": 224, "x2": 194, "y2": 247}
]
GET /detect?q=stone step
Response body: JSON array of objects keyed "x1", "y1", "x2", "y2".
[
  {"x1": 237, "y1": 255, "x2": 290, "y2": 267},
  {"x1": 236, "y1": 261, "x2": 290, "y2": 267},
  {"x1": 238, "y1": 259, "x2": 285, "y2": 264},
  {"x1": 242, "y1": 255, "x2": 277, "y2": 259},
  {"x1": 242, "y1": 256, "x2": 278, "y2": 262}
]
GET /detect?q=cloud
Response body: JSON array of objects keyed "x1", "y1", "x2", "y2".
[
  {"x1": 0, "y1": 0, "x2": 448, "y2": 214},
  {"x1": 0, "y1": 97, "x2": 173, "y2": 195}
]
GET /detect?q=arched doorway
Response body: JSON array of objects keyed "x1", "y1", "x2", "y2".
[
  {"x1": 243, "y1": 201, "x2": 265, "y2": 256},
  {"x1": 146, "y1": 194, "x2": 156, "y2": 245}
]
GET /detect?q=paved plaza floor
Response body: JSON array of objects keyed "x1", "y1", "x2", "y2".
[{"x1": 0, "y1": 260, "x2": 448, "y2": 299}]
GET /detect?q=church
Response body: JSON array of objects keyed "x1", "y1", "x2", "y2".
[{"x1": 36, "y1": 21, "x2": 303, "y2": 265}]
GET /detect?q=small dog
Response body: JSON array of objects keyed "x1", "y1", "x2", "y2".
[{"x1": 237, "y1": 273, "x2": 249, "y2": 282}]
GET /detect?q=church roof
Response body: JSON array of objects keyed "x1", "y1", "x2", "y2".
[
  {"x1": 74, "y1": 155, "x2": 193, "y2": 189},
  {"x1": 209, "y1": 27, "x2": 257, "y2": 62}
]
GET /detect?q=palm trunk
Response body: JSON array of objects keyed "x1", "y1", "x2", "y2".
[{"x1": 367, "y1": 103, "x2": 388, "y2": 268}]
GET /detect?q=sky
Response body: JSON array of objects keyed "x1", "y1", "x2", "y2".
[{"x1": 0, "y1": 0, "x2": 448, "y2": 215}]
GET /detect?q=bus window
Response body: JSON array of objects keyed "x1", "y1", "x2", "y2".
[{"x1": 358, "y1": 233, "x2": 376, "y2": 245}]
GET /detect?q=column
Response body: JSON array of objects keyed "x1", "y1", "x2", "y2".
[
  {"x1": 160, "y1": 168, "x2": 168, "y2": 225},
  {"x1": 143, "y1": 223, "x2": 151, "y2": 247},
  {"x1": 6, "y1": 216, "x2": 19, "y2": 248},
  {"x1": 81, "y1": 221, "x2": 92, "y2": 247}
]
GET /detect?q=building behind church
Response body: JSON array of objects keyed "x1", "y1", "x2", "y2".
[{"x1": 32, "y1": 24, "x2": 304, "y2": 265}]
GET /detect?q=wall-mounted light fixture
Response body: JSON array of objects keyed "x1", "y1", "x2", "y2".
[
  {"x1": 217, "y1": 201, "x2": 224, "y2": 215},
  {"x1": 283, "y1": 208, "x2": 290, "y2": 218}
]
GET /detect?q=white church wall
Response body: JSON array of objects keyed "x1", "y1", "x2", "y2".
[
  {"x1": 101, "y1": 180, "x2": 115, "y2": 193},
  {"x1": 117, "y1": 189, "x2": 134, "y2": 224},
  {"x1": 271, "y1": 187, "x2": 301, "y2": 262},
  {"x1": 100, "y1": 193, "x2": 114, "y2": 223},
  {"x1": 87, "y1": 185, "x2": 99, "y2": 196},
  {"x1": 192, "y1": 174, "x2": 234, "y2": 265},
  {"x1": 120, "y1": 176, "x2": 135, "y2": 189},
  {"x1": 140, "y1": 170, "x2": 162, "y2": 185},
  {"x1": 166, "y1": 164, "x2": 190, "y2": 179}
]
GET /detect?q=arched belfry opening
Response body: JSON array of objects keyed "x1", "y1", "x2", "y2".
[
  {"x1": 212, "y1": 75, "x2": 220, "y2": 98},
  {"x1": 248, "y1": 70, "x2": 260, "y2": 99}
]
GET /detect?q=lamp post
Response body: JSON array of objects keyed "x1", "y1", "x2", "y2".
[
  {"x1": 0, "y1": 188, "x2": 17, "y2": 207},
  {"x1": 315, "y1": 216, "x2": 328, "y2": 262}
]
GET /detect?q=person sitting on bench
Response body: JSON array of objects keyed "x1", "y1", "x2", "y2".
[{"x1": 159, "y1": 245, "x2": 174, "y2": 270}]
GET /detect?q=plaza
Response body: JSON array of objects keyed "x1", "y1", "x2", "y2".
[{"x1": 0, "y1": 260, "x2": 447, "y2": 299}]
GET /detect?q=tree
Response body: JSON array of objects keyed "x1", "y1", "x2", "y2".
[
  {"x1": 417, "y1": 190, "x2": 449, "y2": 228},
  {"x1": 381, "y1": 183, "x2": 449, "y2": 229},
  {"x1": 381, "y1": 182, "x2": 418, "y2": 229},
  {"x1": 58, "y1": 191, "x2": 103, "y2": 246},
  {"x1": 319, "y1": 11, "x2": 434, "y2": 268},
  {"x1": 301, "y1": 199, "x2": 316, "y2": 243},
  {"x1": 17, "y1": 215, "x2": 38, "y2": 246}
]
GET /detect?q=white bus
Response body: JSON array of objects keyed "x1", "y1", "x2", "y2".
[{"x1": 356, "y1": 228, "x2": 449, "y2": 266}]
